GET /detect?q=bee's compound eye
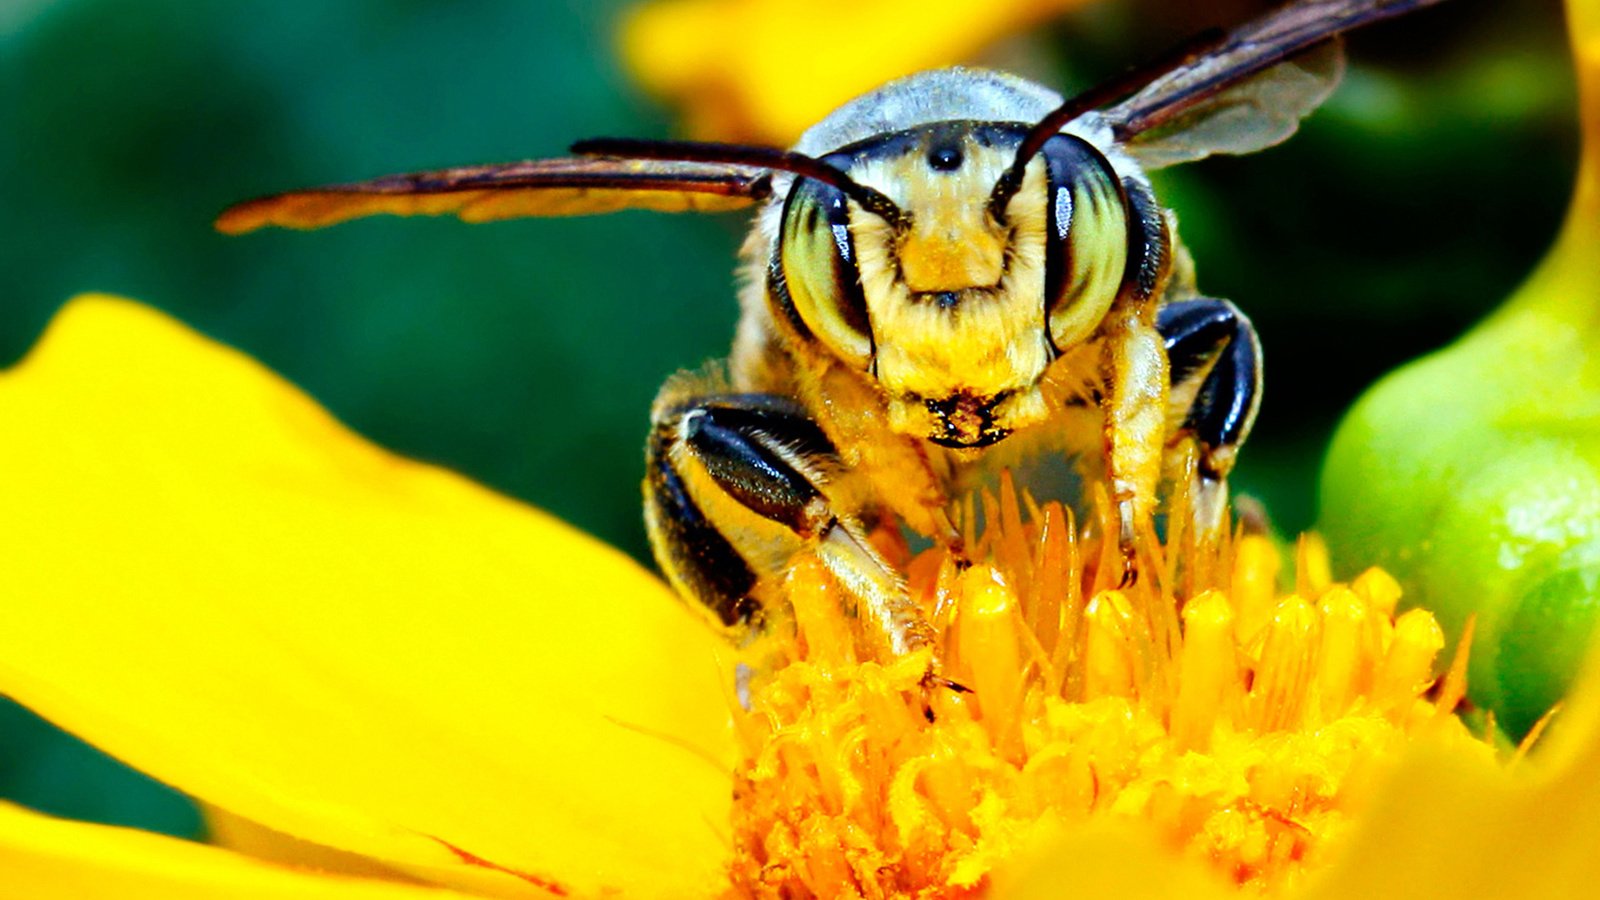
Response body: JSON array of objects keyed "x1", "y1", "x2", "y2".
[
  {"x1": 1039, "y1": 135, "x2": 1129, "y2": 351},
  {"x1": 776, "y1": 179, "x2": 874, "y2": 368}
]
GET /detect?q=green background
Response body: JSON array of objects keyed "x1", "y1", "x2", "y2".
[{"x1": 0, "y1": 0, "x2": 1577, "y2": 837}]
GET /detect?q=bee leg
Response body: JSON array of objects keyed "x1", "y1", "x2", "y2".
[
  {"x1": 1158, "y1": 298, "x2": 1263, "y2": 538},
  {"x1": 1101, "y1": 306, "x2": 1170, "y2": 586},
  {"x1": 645, "y1": 393, "x2": 935, "y2": 656},
  {"x1": 1100, "y1": 181, "x2": 1174, "y2": 585}
]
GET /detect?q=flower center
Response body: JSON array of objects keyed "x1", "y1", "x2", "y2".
[{"x1": 728, "y1": 477, "x2": 1482, "y2": 897}]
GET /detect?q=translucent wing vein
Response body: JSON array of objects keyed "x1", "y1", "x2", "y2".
[{"x1": 216, "y1": 157, "x2": 772, "y2": 234}]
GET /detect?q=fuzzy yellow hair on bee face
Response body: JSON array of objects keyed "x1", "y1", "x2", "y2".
[{"x1": 851, "y1": 142, "x2": 1055, "y2": 447}]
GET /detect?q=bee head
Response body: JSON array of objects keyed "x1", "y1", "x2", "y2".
[{"x1": 773, "y1": 121, "x2": 1132, "y2": 449}]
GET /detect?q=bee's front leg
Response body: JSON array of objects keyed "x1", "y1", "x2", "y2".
[
  {"x1": 645, "y1": 390, "x2": 934, "y2": 656},
  {"x1": 1101, "y1": 304, "x2": 1170, "y2": 582},
  {"x1": 1099, "y1": 182, "x2": 1175, "y2": 583},
  {"x1": 1158, "y1": 298, "x2": 1263, "y2": 538}
]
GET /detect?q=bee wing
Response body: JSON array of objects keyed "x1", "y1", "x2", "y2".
[
  {"x1": 215, "y1": 157, "x2": 772, "y2": 234},
  {"x1": 1104, "y1": 0, "x2": 1444, "y2": 170},
  {"x1": 1112, "y1": 40, "x2": 1344, "y2": 171}
]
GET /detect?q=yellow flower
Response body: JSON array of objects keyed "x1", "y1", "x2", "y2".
[
  {"x1": 619, "y1": 0, "x2": 1096, "y2": 143},
  {"x1": 0, "y1": 295, "x2": 1598, "y2": 900},
  {"x1": 0, "y1": 295, "x2": 735, "y2": 898},
  {"x1": 730, "y1": 497, "x2": 1496, "y2": 896}
]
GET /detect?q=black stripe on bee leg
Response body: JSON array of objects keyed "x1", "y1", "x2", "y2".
[
  {"x1": 645, "y1": 425, "x2": 760, "y2": 628},
  {"x1": 645, "y1": 393, "x2": 933, "y2": 655},
  {"x1": 1158, "y1": 298, "x2": 1263, "y2": 536}
]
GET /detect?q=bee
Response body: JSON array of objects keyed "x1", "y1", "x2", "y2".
[{"x1": 219, "y1": 0, "x2": 1448, "y2": 658}]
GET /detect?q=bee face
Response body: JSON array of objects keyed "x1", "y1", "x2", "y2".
[{"x1": 773, "y1": 120, "x2": 1131, "y2": 448}]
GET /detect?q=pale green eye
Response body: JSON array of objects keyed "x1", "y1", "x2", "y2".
[
  {"x1": 775, "y1": 179, "x2": 874, "y2": 369},
  {"x1": 1039, "y1": 134, "x2": 1129, "y2": 351}
]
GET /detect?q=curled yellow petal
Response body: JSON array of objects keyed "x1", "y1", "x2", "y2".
[
  {"x1": 0, "y1": 801, "x2": 474, "y2": 900},
  {"x1": 0, "y1": 296, "x2": 736, "y2": 897}
]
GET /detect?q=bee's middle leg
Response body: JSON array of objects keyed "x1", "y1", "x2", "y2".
[
  {"x1": 1158, "y1": 298, "x2": 1263, "y2": 537},
  {"x1": 645, "y1": 392, "x2": 934, "y2": 656}
]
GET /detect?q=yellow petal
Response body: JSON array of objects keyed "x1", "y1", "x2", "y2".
[
  {"x1": 203, "y1": 804, "x2": 421, "y2": 882},
  {"x1": 1302, "y1": 655, "x2": 1600, "y2": 898},
  {"x1": 0, "y1": 296, "x2": 736, "y2": 898},
  {"x1": 0, "y1": 800, "x2": 477, "y2": 900},
  {"x1": 621, "y1": 0, "x2": 1096, "y2": 143},
  {"x1": 990, "y1": 822, "x2": 1234, "y2": 900}
]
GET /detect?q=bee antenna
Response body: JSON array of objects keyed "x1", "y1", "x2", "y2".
[
  {"x1": 987, "y1": 26, "x2": 1226, "y2": 222},
  {"x1": 572, "y1": 137, "x2": 907, "y2": 229}
]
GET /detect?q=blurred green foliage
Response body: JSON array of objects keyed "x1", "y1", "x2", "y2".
[{"x1": 0, "y1": 0, "x2": 1575, "y2": 838}]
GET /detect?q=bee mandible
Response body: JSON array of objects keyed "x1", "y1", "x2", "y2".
[{"x1": 219, "y1": 0, "x2": 1449, "y2": 658}]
